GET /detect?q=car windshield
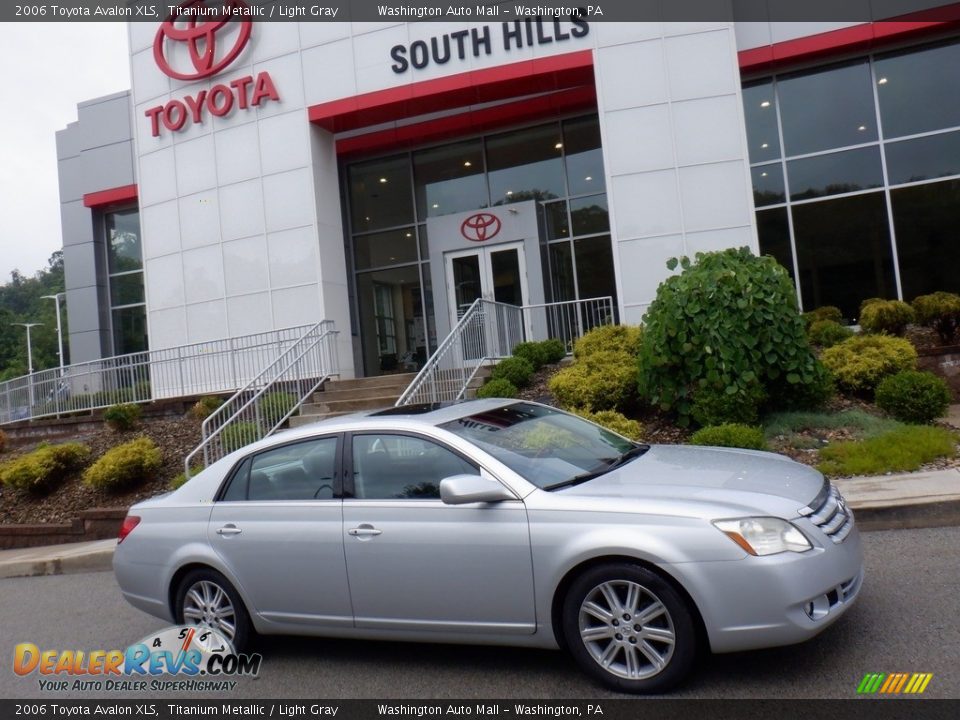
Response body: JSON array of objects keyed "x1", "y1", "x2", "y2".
[{"x1": 439, "y1": 403, "x2": 647, "y2": 490}]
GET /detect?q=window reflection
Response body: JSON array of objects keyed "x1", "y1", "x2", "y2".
[
  {"x1": 413, "y1": 140, "x2": 487, "y2": 218},
  {"x1": 105, "y1": 208, "x2": 146, "y2": 355},
  {"x1": 876, "y1": 42, "x2": 960, "y2": 139},
  {"x1": 778, "y1": 61, "x2": 877, "y2": 156},
  {"x1": 356, "y1": 266, "x2": 426, "y2": 375},
  {"x1": 570, "y1": 195, "x2": 609, "y2": 236},
  {"x1": 349, "y1": 155, "x2": 414, "y2": 233},
  {"x1": 106, "y1": 209, "x2": 142, "y2": 273},
  {"x1": 573, "y1": 236, "x2": 616, "y2": 300},
  {"x1": 742, "y1": 81, "x2": 781, "y2": 163},
  {"x1": 751, "y1": 163, "x2": 786, "y2": 206},
  {"x1": 487, "y1": 123, "x2": 565, "y2": 204},
  {"x1": 756, "y1": 207, "x2": 795, "y2": 279},
  {"x1": 792, "y1": 193, "x2": 896, "y2": 318},
  {"x1": 885, "y1": 131, "x2": 960, "y2": 185},
  {"x1": 788, "y1": 147, "x2": 883, "y2": 200},
  {"x1": 354, "y1": 228, "x2": 418, "y2": 271},
  {"x1": 891, "y1": 180, "x2": 960, "y2": 298},
  {"x1": 563, "y1": 116, "x2": 606, "y2": 195}
]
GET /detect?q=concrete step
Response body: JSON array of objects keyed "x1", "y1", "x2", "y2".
[
  {"x1": 300, "y1": 395, "x2": 400, "y2": 415},
  {"x1": 289, "y1": 412, "x2": 353, "y2": 428},
  {"x1": 323, "y1": 373, "x2": 417, "y2": 392},
  {"x1": 312, "y1": 384, "x2": 411, "y2": 402}
]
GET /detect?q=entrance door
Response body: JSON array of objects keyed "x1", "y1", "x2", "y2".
[{"x1": 445, "y1": 242, "x2": 531, "y2": 358}]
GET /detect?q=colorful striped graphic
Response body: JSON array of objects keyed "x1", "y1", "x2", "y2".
[{"x1": 857, "y1": 672, "x2": 933, "y2": 694}]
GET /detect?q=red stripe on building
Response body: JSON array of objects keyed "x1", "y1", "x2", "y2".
[
  {"x1": 739, "y1": 7, "x2": 960, "y2": 73},
  {"x1": 336, "y1": 85, "x2": 597, "y2": 157},
  {"x1": 308, "y1": 50, "x2": 595, "y2": 134},
  {"x1": 83, "y1": 184, "x2": 138, "y2": 209}
]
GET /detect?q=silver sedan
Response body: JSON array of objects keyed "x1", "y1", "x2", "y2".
[{"x1": 113, "y1": 399, "x2": 863, "y2": 693}]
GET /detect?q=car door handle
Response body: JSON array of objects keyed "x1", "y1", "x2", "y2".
[
  {"x1": 216, "y1": 524, "x2": 242, "y2": 536},
  {"x1": 348, "y1": 525, "x2": 382, "y2": 537}
]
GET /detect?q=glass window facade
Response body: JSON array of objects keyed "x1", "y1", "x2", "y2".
[
  {"x1": 104, "y1": 209, "x2": 147, "y2": 354},
  {"x1": 744, "y1": 38, "x2": 960, "y2": 319},
  {"x1": 345, "y1": 115, "x2": 616, "y2": 376}
]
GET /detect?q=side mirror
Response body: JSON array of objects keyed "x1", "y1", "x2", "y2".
[{"x1": 440, "y1": 475, "x2": 516, "y2": 505}]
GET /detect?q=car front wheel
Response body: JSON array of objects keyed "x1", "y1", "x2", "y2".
[
  {"x1": 175, "y1": 568, "x2": 252, "y2": 652},
  {"x1": 562, "y1": 563, "x2": 697, "y2": 693}
]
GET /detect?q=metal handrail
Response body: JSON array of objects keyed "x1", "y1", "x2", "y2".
[
  {"x1": 0, "y1": 324, "x2": 317, "y2": 425},
  {"x1": 183, "y1": 321, "x2": 340, "y2": 477},
  {"x1": 396, "y1": 296, "x2": 614, "y2": 407}
]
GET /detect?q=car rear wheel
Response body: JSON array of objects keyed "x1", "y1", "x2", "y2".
[
  {"x1": 175, "y1": 569, "x2": 252, "y2": 652},
  {"x1": 562, "y1": 563, "x2": 696, "y2": 693}
]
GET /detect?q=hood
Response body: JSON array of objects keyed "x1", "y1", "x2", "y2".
[{"x1": 557, "y1": 444, "x2": 824, "y2": 506}]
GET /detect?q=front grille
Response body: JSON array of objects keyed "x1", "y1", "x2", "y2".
[{"x1": 799, "y1": 483, "x2": 854, "y2": 543}]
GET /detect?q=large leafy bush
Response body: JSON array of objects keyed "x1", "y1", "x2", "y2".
[
  {"x1": 476, "y1": 378, "x2": 519, "y2": 399},
  {"x1": 802, "y1": 305, "x2": 843, "y2": 328},
  {"x1": 83, "y1": 437, "x2": 162, "y2": 491},
  {"x1": 875, "y1": 370, "x2": 951, "y2": 424},
  {"x1": 511, "y1": 339, "x2": 567, "y2": 370},
  {"x1": 490, "y1": 356, "x2": 534, "y2": 387},
  {"x1": 820, "y1": 335, "x2": 917, "y2": 395},
  {"x1": 912, "y1": 291, "x2": 960, "y2": 345},
  {"x1": 807, "y1": 319, "x2": 853, "y2": 348},
  {"x1": 573, "y1": 324, "x2": 642, "y2": 359},
  {"x1": 637, "y1": 248, "x2": 830, "y2": 426},
  {"x1": 0, "y1": 443, "x2": 90, "y2": 494}
]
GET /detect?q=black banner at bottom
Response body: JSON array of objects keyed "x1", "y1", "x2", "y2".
[{"x1": 3, "y1": 699, "x2": 959, "y2": 720}]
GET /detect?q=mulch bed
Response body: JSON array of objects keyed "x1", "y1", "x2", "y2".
[{"x1": 0, "y1": 416, "x2": 203, "y2": 526}]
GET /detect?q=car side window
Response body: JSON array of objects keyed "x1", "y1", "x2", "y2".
[
  {"x1": 220, "y1": 437, "x2": 338, "y2": 501},
  {"x1": 351, "y1": 433, "x2": 478, "y2": 500}
]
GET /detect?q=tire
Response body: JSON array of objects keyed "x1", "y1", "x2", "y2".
[
  {"x1": 175, "y1": 568, "x2": 252, "y2": 653},
  {"x1": 561, "y1": 563, "x2": 697, "y2": 693}
]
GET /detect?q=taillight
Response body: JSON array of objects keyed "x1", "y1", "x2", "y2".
[{"x1": 118, "y1": 515, "x2": 140, "y2": 544}]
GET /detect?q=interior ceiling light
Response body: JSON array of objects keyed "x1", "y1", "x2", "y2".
[
  {"x1": 554, "y1": 142, "x2": 563, "y2": 149},
  {"x1": 585, "y1": 176, "x2": 592, "y2": 181},
  {"x1": 858, "y1": 125, "x2": 867, "y2": 131},
  {"x1": 878, "y1": 77, "x2": 888, "y2": 85},
  {"x1": 379, "y1": 178, "x2": 388, "y2": 183},
  {"x1": 432, "y1": 203, "x2": 439, "y2": 208},
  {"x1": 760, "y1": 101, "x2": 771, "y2": 108},
  {"x1": 761, "y1": 172, "x2": 768, "y2": 177},
  {"x1": 761, "y1": 143, "x2": 769, "y2": 149},
  {"x1": 506, "y1": 190, "x2": 514, "y2": 196},
  {"x1": 463, "y1": 161, "x2": 472, "y2": 167}
]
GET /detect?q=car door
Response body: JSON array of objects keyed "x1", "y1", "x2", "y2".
[
  {"x1": 341, "y1": 431, "x2": 536, "y2": 634},
  {"x1": 207, "y1": 434, "x2": 353, "y2": 628}
]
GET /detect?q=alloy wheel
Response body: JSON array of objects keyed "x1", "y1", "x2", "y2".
[{"x1": 181, "y1": 579, "x2": 237, "y2": 643}]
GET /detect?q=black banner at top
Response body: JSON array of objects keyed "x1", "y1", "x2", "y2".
[{"x1": 3, "y1": 0, "x2": 960, "y2": 23}]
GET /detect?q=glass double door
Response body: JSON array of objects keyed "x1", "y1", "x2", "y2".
[{"x1": 445, "y1": 242, "x2": 530, "y2": 359}]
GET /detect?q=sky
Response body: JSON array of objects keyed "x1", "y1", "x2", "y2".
[{"x1": 0, "y1": 22, "x2": 131, "y2": 281}]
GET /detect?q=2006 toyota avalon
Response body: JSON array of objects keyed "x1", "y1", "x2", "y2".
[{"x1": 113, "y1": 399, "x2": 863, "y2": 693}]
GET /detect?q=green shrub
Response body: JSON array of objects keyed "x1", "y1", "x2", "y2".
[
  {"x1": 573, "y1": 409, "x2": 644, "y2": 441},
  {"x1": 573, "y1": 324, "x2": 642, "y2": 359},
  {"x1": 807, "y1": 319, "x2": 854, "y2": 348},
  {"x1": 490, "y1": 356, "x2": 534, "y2": 388},
  {"x1": 549, "y1": 350, "x2": 638, "y2": 411},
  {"x1": 820, "y1": 334, "x2": 917, "y2": 394},
  {"x1": 818, "y1": 426, "x2": 957, "y2": 477},
  {"x1": 540, "y1": 338, "x2": 567, "y2": 364},
  {"x1": 690, "y1": 424, "x2": 768, "y2": 451},
  {"x1": 859, "y1": 297, "x2": 884, "y2": 317},
  {"x1": 190, "y1": 396, "x2": 224, "y2": 421},
  {"x1": 691, "y1": 380, "x2": 767, "y2": 427},
  {"x1": 803, "y1": 305, "x2": 843, "y2": 329},
  {"x1": 171, "y1": 465, "x2": 204, "y2": 490},
  {"x1": 103, "y1": 403, "x2": 141, "y2": 432},
  {"x1": 476, "y1": 378, "x2": 519, "y2": 399},
  {"x1": 261, "y1": 391, "x2": 297, "y2": 427},
  {"x1": 0, "y1": 429, "x2": 6, "y2": 453},
  {"x1": 638, "y1": 248, "x2": 828, "y2": 426},
  {"x1": 220, "y1": 421, "x2": 262, "y2": 453},
  {"x1": 859, "y1": 299, "x2": 915, "y2": 336},
  {"x1": 512, "y1": 342, "x2": 548, "y2": 370},
  {"x1": 83, "y1": 437, "x2": 162, "y2": 491},
  {"x1": 875, "y1": 370, "x2": 951, "y2": 424},
  {"x1": 912, "y1": 291, "x2": 960, "y2": 345},
  {"x1": 0, "y1": 443, "x2": 90, "y2": 494}
]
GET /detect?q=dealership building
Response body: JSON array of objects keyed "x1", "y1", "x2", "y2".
[{"x1": 56, "y1": 9, "x2": 960, "y2": 381}]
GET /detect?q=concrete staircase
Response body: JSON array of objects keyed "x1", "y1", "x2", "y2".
[{"x1": 288, "y1": 369, "x2": 489, "y2": 428}]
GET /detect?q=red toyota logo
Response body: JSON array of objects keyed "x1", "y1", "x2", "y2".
[
  {"x1": 154, "y1": 1, "x2": 253, "y2": 81},
  {"x1": 460, "y1": 213, "x2": 502, "y2": 243}
]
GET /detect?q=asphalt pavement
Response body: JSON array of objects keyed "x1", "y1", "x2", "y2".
[{"x1": 1, "y1": 526, "x2": 958, "y2": 700}]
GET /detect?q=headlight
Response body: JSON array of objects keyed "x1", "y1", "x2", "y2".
[{"x1": 713, "y1": 517, "x2": 812, "y2": 556}]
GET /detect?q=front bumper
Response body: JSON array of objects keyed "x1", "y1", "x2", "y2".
[{"x1": 664, "y1": 521, "x2": 864, "y2": 653}]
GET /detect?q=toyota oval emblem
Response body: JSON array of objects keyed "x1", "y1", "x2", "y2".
[
  {"x1": 460, "y1": 213, "x2": 502, "y2": 243},
  {"x1": 154, "y1": 0, "x2": 253, "y2": 81}
]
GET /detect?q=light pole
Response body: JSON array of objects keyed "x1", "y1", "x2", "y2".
[
  {"x1": 11, "y1": 322, "x2": 43, "y2": 375},
  {"x1": 42, "y1": 293, "x2": 65, "y2": 374},
  {"x1": 11, "y1": 322, "x2": 42, "y2": 414}
]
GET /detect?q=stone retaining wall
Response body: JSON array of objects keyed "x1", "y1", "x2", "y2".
[
  {"x1": 918, "y1": 345, "x2": 960, "y2": 401},
  {"x1": 0, "y1": 508, "x2": 126, "y2": 550}
]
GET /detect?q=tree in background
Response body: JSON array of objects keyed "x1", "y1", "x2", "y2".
[{"x1": 0, "y1": 252, "x2": 68, "y2": 380}]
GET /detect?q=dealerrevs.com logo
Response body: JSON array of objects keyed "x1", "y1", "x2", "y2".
[
  {"x1": 154, "y1": 0, "x2": 252, "y2": 80},
  {"x1": 14, "y1": 626, "x2": 262, "y2": 692}
]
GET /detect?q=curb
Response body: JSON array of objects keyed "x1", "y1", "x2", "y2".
[{"x1": 0, "y1": 545, "x2": 114, "y2": 580}]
